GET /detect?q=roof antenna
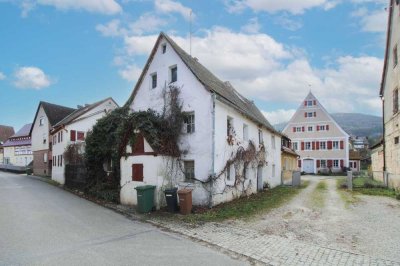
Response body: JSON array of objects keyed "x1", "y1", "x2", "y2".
[{"x1": 189, "y1": 9, "x2": 192, "y2": 56}]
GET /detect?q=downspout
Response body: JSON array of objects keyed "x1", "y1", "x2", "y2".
[
  {"x1": 209, "y1": 92, "x2": 216, "y2": 209},
  {"x1": 382, "y1": 96, "x2": 386, "y2": 172}
]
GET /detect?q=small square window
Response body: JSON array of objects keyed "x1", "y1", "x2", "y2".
[
  {"x1": 184, "y1": 112, "x2": 195, "y2": 133},
  {"x1": 307, "y1": 100, "x2": 313, "y2": 106},
  {"x1": 308, "y1": 126, "x2": 313, "y2": 132},
  {"x1": 170, "y1": 66, "x2": 177, "y2": 83},
  {"x1": 395, "y1": 136, "x2": 399, "y2": 144},
  {"x1": 151, "y1": 73, "x2": 157, "y2": 89},
  {"x1": 162, "y1": 44, "x2": 167, "y2": 54},
  {"x1": 184, "y1": 161, "x2": 195, "y2": 181}
]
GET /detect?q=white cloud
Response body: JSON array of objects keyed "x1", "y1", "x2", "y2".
[
  {"x1": 0, "y1": 72, "x2": 6, "y2": 80},
  {"x1": 241, "y1": 17, "x2": 261, "y2": 34},
  {"x1": 262, "y1": 109, "x2": 296, "y2": 125},
  {"x1": 129, "y1": 13, "x2": 168, "y2": 35},
  {"x1": 20, "y1": 0, "x2": 122, "y2": 16},
  {"x1": 96, "y1": 19, "x2": 127, "y2": 37},
  {"x1": 119, "y1": 64, "x2": 142, "y2": 81},
  {"x1": 225, "y1": 0, "x2": 339, "y2": 14},
  {"x1": 154, "y1": 0, "x2": 193, "y2": 21},
  {"x1": 14, "y1": 66, "x2": 53, "y2": 89},
  {"x1": 352, "y1": 7, "x2": 387, "y2": 33},
  {"x1": 274, "y1": 14, "x2": 303, "y2": 31}
]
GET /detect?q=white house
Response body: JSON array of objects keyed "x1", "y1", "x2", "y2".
[
  {"x1": 120, "y1": 32, "x2": 282, "y2": 208},
  {"x1": 283, "y1": 92, "x2": 349, "y2": 174},
  {"x1": 50, "y1": 97, "x2": 118, "y2": 185}
]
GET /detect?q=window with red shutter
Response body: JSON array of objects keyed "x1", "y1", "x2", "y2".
[
  {"x1": 317, "y1": 125, "x2": 320, "y2": 131},
  {"x1": 132, "y1": 164, "x2": 144, "y2": 181},
  {"x1": 313, "y1": 100, "x2": 316, "y2": 105},
  {"x1": 316, "y1": 141, "x2": 320, "y2": 150},
  {"x1": 301, "y1": 142, "x2": 305, "y2": 150},
  {"x1": 313, "y1": 112, "x2": 316, "y2": 117},
  {"x1": 298, "y1": 160, "x2": 302, "y2": 167},
  {"x1": 293, "y1": 127, "x2": 296, "y2": 132},
  {"x1": 340, "y1": 140, "x2": 344, "y2": 149},
  {"x1": 317, "y1": 160, "x2": 320, "y2": 168},
  {"x1": 327, "y1": 160, "x2": 333, "y2": 168},
  {"x1": 77, "y1": 131, "x2": 85, "y2": 141},
  {"x1": 133, "y1": 134, "x2": 145, "y2": 153},
  {"x1": 302, "y1": 126, "x2": 305, "y2": 132},
  {"x1": 327, "y1": 141, "x2": 332, "y2": 150},
  {"x1": 304, "y1": 112, "x2": 307, "y2": 117},
  {"x1": 70, "y1": 130, "x2": 76, "y2": 141},
  {"x1": 312, "y1": 141, "x2": 315, "y2": 150},
  {"x1": 304, "y1": 101, "x2": 307, "y2": 106},
  {"x1": 326, "y1": 125, "x2": 329, "y2": 131}
]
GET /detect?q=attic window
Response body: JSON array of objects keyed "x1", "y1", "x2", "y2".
[
  {"x1": 307, "y1": 100, "x2": 313, "y2": 106},
  {"x1": 394, "y1": 45, "x2": 398, "y2": 67},
  {"x1": 39, "y1": 117, "x2": 45, "y2": 126},
  {"x1": 162, "y1": 44, "x2": 167, "y2": 54}
]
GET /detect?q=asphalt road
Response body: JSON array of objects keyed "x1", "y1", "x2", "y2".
[{"x1": 0, "y1": 171, "x2": 246, "y2": 265}]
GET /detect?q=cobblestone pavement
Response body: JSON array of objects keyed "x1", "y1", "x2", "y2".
[{"x1": 151, "y1": 220, "x2": 400, "y2": 266}]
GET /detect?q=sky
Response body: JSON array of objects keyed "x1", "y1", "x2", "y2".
[{"x1": 0, "y1": 0, "x2": 389, "y2": 131}]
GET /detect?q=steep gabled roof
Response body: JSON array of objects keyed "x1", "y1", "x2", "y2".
[
  {"x1": 126, "y1": 32, "x2": 279, "y2": 135},
  {"x1": 3, "y1": 123, "x2": 32, "y2": 147},
  {"x1": 30, "y1": 101, "x2": 76, "y2": 135},
  {"x1": 53, "y1": 97, "x2": 118, "y2": 130},
  {"x1": 12, "y1": 123, "x2": 32, "y2": 138},
  {"x1": 0, "y1": 125, "x2": 15, "y2": 143},
  {"x1": 380, "y1": 0, "x2": 394, "y2": 96}
]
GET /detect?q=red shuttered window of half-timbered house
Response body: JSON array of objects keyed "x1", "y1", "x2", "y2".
[
  {"x1": 313, "y1": 112, "x2": 316, "y2": 117},
  {"x1": 132, "y1": 164, "x2": 143, "y2": 181},
  {"x1": 326, "y1": 125, "x2": 330, "y2": 131},
  {"x1": 340, "y1": 140, "x2": 344, "y2": 149},
  {"x1": 316, "y1": 141, "x2": 320, "y2": 150},
  {"x1": 304, "y1": 101, "x2": 307, "y2": 106},
  {"x1": 312, "y1": 141, "x2": 316, "y2": 150},
  {"x1": 301, "y1": 142, "x2": 305, "y2": 150},
  {"x1": 302, "y1": 126, "x2": 305, "y2": 132},
  {"x1": 327, "y1": 141, "x2": 332, "y2": 150},
  {"x1": 70, "y1": 130, "x2": 76, "y2": 141},
  {"x1": 327, "y1": 160, "x2": 333, "y2": 168},
  {"x1": 133, "y1": 133, "x2": 144, "y2": 154},
  {"x1": 317, "y1": 160, "x2": 320, "y2": 168},
  {"x1": 316, "y1": 125, "x2": 320, "y2": 131}
]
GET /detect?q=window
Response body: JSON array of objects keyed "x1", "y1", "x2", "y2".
[
  {"x1": 319, "y1": 125, "x2": 326, "y2": 131},
  {"x1": 394, "y1": 45, "x2": 398, "y2": 67},
  {"x1": 243, "y1": 124, "x2": 249, "y2": 141},
  {"x1": 305, "y1": 142, "x2": 311, "y2": 150},
  {"x1": 184, "y1": 113, "x2": 195, "y2": 133},
  {"x1": 151, "y1": 73, "x2": 157, "y2": 89},
  {"x1": 395, "y1": 136, "x2": 399, "y2": 144},
  {"x1": 70, "y1": 130, "x2": 76, "y2": 141},
  {"x1": 58, "y1": 132, "x2": 61, "y2": 143},
  {"x1": 258, "y1": 129, "x2": 263, "y2": 144},
  {"x1": 132, "y1": 164, "x2": 144, "y2": 181},
  {"x1": 77, "y1": 131, "x2": 85, "y2": 141},
  {"x1": 350, "y1": 162, "x2": 353, "y2": 168},
  {"x1": 227, "y1": 163, "x2": 235, "y2": 181},
  {"x1": 292, "y1": 142, "x2": 298, "y2": 151},
  {"x1": 296, "y1": 127, "x2": 302, "y2": 132},
  {"x1": 44, "y1": 153, "x2": 47, "y2": 163},
  {"x1": 39, "y1": 117, "x2": 45, "y2": 126},
  {"x1": 170, "y1": 65, "x2": 177, "y2": 83},
  {"x1": 394, "y1": 89, "x2": 399, "y2": 114},
  {"x1": 162, "y1": 44, "x2": 166, "y2": 54},
  {"x1": 271, "y1": 135, "x2": 276, "y2": 149},
  {"x1": 184, "y1": 161, "x2": 195, "y2": 181},
  {"x1": 333, "y1": 160, "x2": 339, "y2": 168},
  {"x1": 333, "y1": 141, "x2": 339, "y2": 149},
  {"x1": 307, "y1": 100, "x2": 313, "y2": 106},
  {"x1": 43, "y1": 134, "x2": 47, "y2": 144},
  {"x1": 320, "y1": 160, "x2": 326, "y2": 168},
  {"x1": 308, "y1": 126, "x2": 313, "y2": 132},
  {"x1": 60, "y1": 155, "x2": 63, "y2": 166},
  {"x1": 319, "y1": 141, "x2": 326, "y2": 150},
  {"x1": 61, "y1": 131, "x2": 63, "y2": 142},
  {"x1": 227, "y1": 117, "x2": 234, "y2": 136}
]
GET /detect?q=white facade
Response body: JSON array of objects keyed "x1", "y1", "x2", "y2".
[
  {"x1": 3, "y1": 145, "x2": 33, "y2": 166},
  {"x1": 283, "y1": 92, "x2": 349, "y2": 174},
  {"x1": 121, "y1": 34, "x2": 282, "y2": 207},
  {"x1": 51, "y1": 99, "x2": 118, "y2": 184},
  {"x1": 31, "y1": 106, "x2": 50, "y2": 152}
]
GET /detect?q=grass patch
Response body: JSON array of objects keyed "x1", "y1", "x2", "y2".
[
  {"x1": 338, "y1": 176, "x2": 399, "y2": 200},
  {"x1": 151, "y1": 182, "x2": 309, "y2": 224},
  {"x1": 336, "y1": 178, "x2": 359, "y2": 208},
  {"x1": 310, "y1": 180, "x2": 327, "y2": 208}
]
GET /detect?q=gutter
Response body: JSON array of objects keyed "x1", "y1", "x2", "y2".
[
  {"x1": 382, "y1": 96, "x2": 386, "y2": 172},
  {"x1": 209, "y1": 92, "x2": 216, "y2": 209}
]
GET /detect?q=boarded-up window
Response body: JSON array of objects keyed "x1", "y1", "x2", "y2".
[
  {"x1": 133, "y1": 134, "x2": 145, "y2": 153},
  {"x1": 70, "y1": 130, "x2": 76, "y2": 141},
  {"x1": 132, "y1": 164, "x2": 143, "y2": 181}
]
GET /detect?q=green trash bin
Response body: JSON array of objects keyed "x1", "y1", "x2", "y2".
[{"x1": 135, "y1": 185, "x2": 156, "y2": 213}]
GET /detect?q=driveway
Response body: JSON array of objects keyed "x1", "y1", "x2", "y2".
[{"x1": 0, "y1": 171, "x2": 246, "y2": 265}]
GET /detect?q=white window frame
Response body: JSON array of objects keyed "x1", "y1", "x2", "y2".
[
  {"x1": 320, "y1": 160, "x2": 326, "y2": 168},
  {"x1": 333, "y1": 141, "x2": 339, "y2": 150},
  {"x1": 319, "y1": 125, "x2": 325, "y2": 131},
  {"x1": 183, "y1": 112, "x2": 195, "y2": 134},
  {"x1": 319, "y1": 141, "x2": 326, "y2": 150},
  {"x1": 258, "y1": 129, "x2": 263, "y2": 144},
  {"x1": 305, "y1": 142, "x2": 311, "y2": 150},
  {"x1": 150, "y1": 72, "x2": 157, "y2": 89},
  {"x1": 307, "y1": 100, "x2": 313, "y2": 106},
  {"x1": 307, "y1": 112, "x2": 313, "y2": 118},
  {"x1": 227, "y1": 116, "x2": 234, "y2": 136},
  {"x1": 308, "y1": 126, "x2": 313, "y2": 132},
  {"x1": 39, "y1": 116, "x2": 45, "y2": 126},
  {"x1": 296, "y1": 127, "x2": 302, "y2": 132},
  {"x1": 170, "y1": 65, "x2": 177, "y2": 83},
  {"x1": 292, "y1": 142, "x2": 298, "y2": 151},
  {"x1": 333, "y1": 160, "x2": 339, "y2": 168},
  {"x1": 243, "y1": 124, "x2": 249, "y2": 141},
  {"x1": 184, "y1": 160, "x2": 195, "y2": 180}
]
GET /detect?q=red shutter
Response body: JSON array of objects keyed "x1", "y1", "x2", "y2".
[
  {"x1": 302, "y1": 126, "x2": 305, "y2": 132},
  {"x1": 298, "y1": 160, "x2": 302, "y2": 167},
  {"x1": 293, "y1": 127, "x2": 296, "y2": 132},
  {"x1": 316, "y1": 141, "x2": 320, "y2": 150},
  {"x1": 317, "y1": 160, "x2": 320, "y2": 168},
  {"x1": 327, "y1": 141, "x2": 332, "y2": 150},
  {"x1": 77, "y1": 131, "x2": 85, "y2": 141},
  {"x1": 301, "y1": 142, "x2": 304, "y2": 150},
  {"x1": 312, "y1": 141, "x2": 315, "y2": 150},
  {"x1": 304, "y1": 101, "x2": 307, "y2": 106},
  {"x1": 317, "y1": 125, "x2": 320, "y2": 131},
  {"x1": 304, "y1": 112, "x2": 307, "y2": 117},
  {"x1": 70, "y1": 130, "x2": 76, "y2": 141},
  {"x1": 132, "y1": 164, "x2": 144, "y2": 181},
  {"x1": 313, "y1": 100, "x2": 316, "y2": 105},
  {"x1": 314, "y1": 112, "x2": 316, "y2": 117},
  {"x1": 327, "y1": 160, "x2": 333, "y2": 168},
  {"x1": 133, "y1": 134, "x2": 145, "y2": 153},
  {"x1": 326, "y1": 125, "x2": 329, "y2": 131},
  {"x1": 340, "y1": 140, "x2": 344, "y2": 149},
  {"x1": 340, "y1": 160, "x2": 344, "y2": 168}
]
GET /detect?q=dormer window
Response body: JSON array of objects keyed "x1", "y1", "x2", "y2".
[
  {"x1": 162, "y1": 44, "x2": 167, "y2": 54},
  {"x1": 170, "y1": 65, "x2": 177, "y2": 83}
]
